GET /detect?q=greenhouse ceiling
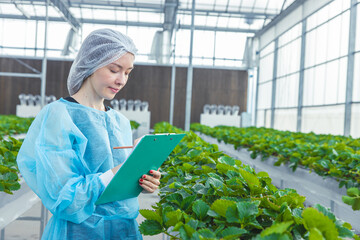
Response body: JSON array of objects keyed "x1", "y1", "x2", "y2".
[{"x1": 0, "y1": 0, "x2": 296, "y2": 34}]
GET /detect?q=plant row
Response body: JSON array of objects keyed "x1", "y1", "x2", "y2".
[
  {"x1": 0, "y1": 115, "x2": 33, "y2": 194},
  {"x1": 190, "y1": 123, "x2": 360, "y2": 211},
  {"x1": 138, "y1": 122, "x2": 358, "y2": 240}
]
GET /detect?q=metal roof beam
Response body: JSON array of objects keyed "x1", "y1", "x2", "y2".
[
  {"x1": 0, "y1": 13, "x2": 257, "y2": 33},
  {"x1": 178, "y1": 8, "x2": 277, "y2": 18},
  {"x1": 164, "y1": 0, "x2": 178, "y2": 31},
  {"x1": 0, "y1": 0, "x2": 277, "y2": 19},
  {"x1": 50, "y1": 0, "x2": 81, "y2": 31},
  {"x1": 254, "y1": 0, "x2": 306, "y2": 38}
]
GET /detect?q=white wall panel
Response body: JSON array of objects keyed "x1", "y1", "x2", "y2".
[{"x1": 302, "y1": 105, "x2": 345, "y2": 135}]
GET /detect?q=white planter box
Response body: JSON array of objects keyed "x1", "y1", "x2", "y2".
[{"x1": 0, "y1": 178, "x2": 39, "y2": 230}]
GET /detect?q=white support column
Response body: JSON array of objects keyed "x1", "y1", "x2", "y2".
[
  {"x1": 344, "y1": 0, "x2": 357, "y2": 136},
  {"x1": 297, "y1": 19, "x2": 307, "y2": 132},
  {"x1": 184, "y1": 0, "x2": 195, "y2": 131},
  {"x1": 40, "y1": 0, "x2": 49, "y2": 108},
  {"x1": 270, "y1": 39, "x2": 278, "y2": 128}
]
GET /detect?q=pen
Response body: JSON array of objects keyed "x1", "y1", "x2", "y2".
[{"x1": 113, "y1": 146, "x2": 134, "y2": 149}]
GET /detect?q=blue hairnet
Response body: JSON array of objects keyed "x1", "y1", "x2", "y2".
[{"x1": 67, "y1": 28, "x2": 138, "y2": 96}]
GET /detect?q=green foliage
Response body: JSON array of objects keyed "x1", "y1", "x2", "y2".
[
  {"x1": 130, "y1": 120, "x2": 140, "y2": 130},
  {"x1": 191, "y1": 123, "x2": 360, "y2": 211},
  {"x1": 342, "y1": 188, "x2": 360, "y2": 211},
  {"x1": 0, "y1": 115, "x2": 33, "y2": 136},
  {"x1": 0, "y1": 137, "x2": 23, "y2": 194},
  {"x1": 0, "y1": 115, "x2": 32, "y2": 194},
  {"x1": 138, "y1": 122, "x2": 357, "y2": 239}
]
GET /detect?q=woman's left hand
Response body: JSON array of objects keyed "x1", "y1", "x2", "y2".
[{"x1": 139, "y1": 169, "x2": 161, "y2": 193}]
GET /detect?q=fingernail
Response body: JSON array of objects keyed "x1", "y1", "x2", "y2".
[
  {"x1": 150, "y1": 170, "x2": 153, "y2": 174},
  {"x1": 139, "y1": 183, "x2": 142, "y2": 185},
  {"x1": 140, "y1": 179, "x2": 143, "y2": 182},
  {"x1": 143, "y1": 175, "x2": 146, "y2": 178}
]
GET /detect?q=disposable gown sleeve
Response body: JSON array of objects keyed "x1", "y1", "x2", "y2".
[{"x1": 17, "y1": 104, "x2": 105, "y2": 224}]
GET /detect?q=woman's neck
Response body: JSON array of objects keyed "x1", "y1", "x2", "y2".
[{"x1": 71, "y1": 83, "x2": 105, "y2": 111}]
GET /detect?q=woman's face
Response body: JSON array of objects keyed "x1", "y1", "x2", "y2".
[{"x1": 88, "y1": 52, "x2": 134, "y2": 100}]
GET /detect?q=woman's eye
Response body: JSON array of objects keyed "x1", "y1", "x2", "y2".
[{"x1": 110, "y1": 69, "x2": 118, "y2": 73}]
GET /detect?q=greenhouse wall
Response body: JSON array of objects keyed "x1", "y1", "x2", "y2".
[{"x1": 254, "y1": 0, "x2": 359, "y2": 138}]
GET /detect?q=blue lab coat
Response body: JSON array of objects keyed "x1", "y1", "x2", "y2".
[{"x1": 17, "y1": 98, "x2": 142, "y2": 239}]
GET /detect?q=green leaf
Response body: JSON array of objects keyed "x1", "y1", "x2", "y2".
[
  {"x1": 183, "y1": 223, "x2": 196, "y2": 238},
  {"x1": 192, "y1": 200, "x2": 210, "y2": 220},
  {"x1": 182, "y1": 163, "x2": 195, "y2": 171},
  {"x1": 218, "y1": 156, "x2": 235, "y2": 166},
  {"x1": 192, "y1": 183, "x2": 208, "y2": 195},
  {"x1": 139, "y1": 220, "x2": 163, "y2": 235},
  {"x1": 313, "y1": 204, "x2": 335, "y2": 221},
  {"x1": 261, "y1": 221, "x2": 293, "y2": 237},
  {"x1": 164, "y1": 209, "x2": 183, "y2": 227},
  {"x1": 302, "y1": 208, "x2": 339, "y2": 240},
  {"x1": 236, "y1": 201, "x2": 259, "y2": 222},
  {"x1": 342, "y1": 188, "x2": 360, "y2": 210},
  {"x1": 181, "y1": 195, "x2": 197, "y2": 211},
  {"x1": 206, "y1": 177, "x2": 223, "y2": 189},
  {"x1": 139, "y1": 209, "x2": 162, "y2": 224},
  {"x1": 166, "y1": 193, "x2": 183, "y2": 206},
  {"x1": 210, "y1": 199, "x2": 235, "y2": 218},
  {"x1": 198, "y1": 229, "x2": 216, "y2": 238},
  {"x1": 309, "y1": 228, "x2": 325, "y2": 240},
  {"x1": 221, "y1": 227, "x2": 247, "y2": 239},
  {"x1": 173, "y1": 222, "x2": 184, "y2": 231},
  {"x1": 347, "y1": 187, "x2": 360, "y2": 197}
]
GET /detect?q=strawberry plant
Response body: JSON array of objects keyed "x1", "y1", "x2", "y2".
[
  {"x1": 0, "y1": 115, "x2": 34, "y2": 136},
  {"x1": 191, "y1": 123, "x2": 360, "y2": 211},
  {"x1": 0, "y1": 136, "x2": 23, "y2": 194},
  {"x1": 138, "y1": 122, "x2": 358, "y2": 239}
]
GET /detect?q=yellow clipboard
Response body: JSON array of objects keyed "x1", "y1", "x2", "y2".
[{"x1": 95, "y1": 133, "x2": 185, "y2": 205}]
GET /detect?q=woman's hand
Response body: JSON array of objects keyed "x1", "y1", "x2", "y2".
[{"x1": 139, "y1": 169, "x2": 161, "y2": 193}]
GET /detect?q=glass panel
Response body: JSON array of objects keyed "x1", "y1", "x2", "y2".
[
  {"x1": 353, "y1": 53, "x2": 360, "y2": 102},
  {"x1": 313, "y1": 63, "x2": 326, "y2": 105},
  {"x1": 337, "y1": 57, "x2": 347, "y2": 103},
  {"x1": 256, "y1": 110, "x2": 265, "y2": 127},
  {"x1": 265, "y1": 109, "x2": 272, "y2": 128},
  {"x1": 324, "y1": 60, "x2": 339, "y2": 104},
  {"x1": 193, "y1": 31, "x2": 214, "y2": 59},
  {"x1": 305, "y1": 30, "x2": 316, "y2": 68},
  {"x1": 357, "y1": 5, "x2": 360, "y2": 51},
  {"x1": 278, "y1": 23, "x2": 301, "y2": 47},
  {"x1": 301, "y1": 105, "x2": 345, "y2": 135},
  {"x1": 0, "y1": 3, "x2": 24, "y2": 14},
  {"x1": 128, "y1": 27, "x2": 158, "y2": 58},
  {"x1": 214, "y1": 32, "x2": 247, "y2": 60},
  {"x1": 351, "y1": 103, "x2": 360, "y2": 138},
  {"x1": 259, "y1": 53, "x2": 274, "y2": 83},
  {"x1": 47, "y1": 22, "x2": 71, "y2": 51},
  {"x1": 260, "y1": 42, "x2": 274, "y2": 57},
  {"x1": 275, "y1": 73, "x2": 299, "y2": 108},
  {"x1": 339, "y1": 11, "x2": 349, "y2": 57},
  {"x1": 274, "y1": 108, "x2": 297, "y2": 132},
  {"x1": 315, "y1": 24, "x2": 328, "y2": 65},
  {"x1": 174, "y1": 29, "x2": 190, "y2": 58},
  {"x1": 277, "y1": 38, "x2": 301, "y2": 77},
  {"x1": 257, "y1": 81, "x2": 272, "y2": 109},
  {"x1": 303, "y1": 68, "x2": 314, "y2": 106}
]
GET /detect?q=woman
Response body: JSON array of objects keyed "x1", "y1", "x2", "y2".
[{"x1": 16, "y1": 28, "x2": 160, "y2": 239}]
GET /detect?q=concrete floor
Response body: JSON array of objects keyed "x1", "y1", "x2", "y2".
[{"x1": 2, "y1": 190, "x2": 164, "y2": 240}]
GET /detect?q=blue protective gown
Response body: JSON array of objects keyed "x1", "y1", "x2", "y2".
[{"x1": 17, "y1": 98, "x2": 143, "y2": 240}]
